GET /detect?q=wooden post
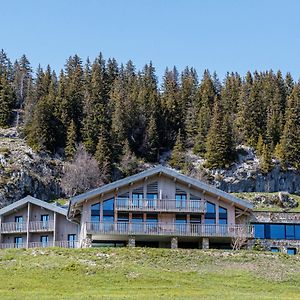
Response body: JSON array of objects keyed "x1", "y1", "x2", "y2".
[
  {"x1": 26, "y1": 202, "x2": 30, "y2": 248},
  {"x1": 53, "y1": 212, "x2": 56, "y2": 247}
]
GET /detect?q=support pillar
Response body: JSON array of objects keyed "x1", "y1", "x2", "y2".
[
  {"x1": 82, "y1": 234, "x2": 92, "y2": 248},
  {"x1": 26, "y1": 202, "x2": 31, "y2": 249},
  {"x1": 53, "y1": 212, "x2": 56, "y2": 247},
  {"x1": 128, "y1": 236, "x2": 136, "y2": 247},
  {"x1": 171, "y1": 237, "x2": 178, "y2": 249},
  {"x1": 202, "y1": 237, "x2": 209, "y2": 249}
]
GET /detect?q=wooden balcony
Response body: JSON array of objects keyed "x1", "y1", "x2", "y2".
[
  {"x1": 29, "y1": 221, "x2": 54, "y2": 232},
  {"x1": 86, "y1": 222, "x2": 254, "y2": 238},
  {"x1": 115, "y1": 198, "x2": 206, "y2": 213},
  {"x1": 1, "y1": 221, "x2": 54, "y2": 233},
  {"x1": 0, "y1": 240, "x2": 78, "y2": 249},
  {"x1": 1, "y1": 222, "x2": 27, "y2": 233}
]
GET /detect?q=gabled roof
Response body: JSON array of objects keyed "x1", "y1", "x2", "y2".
[
  {"x1": 0, "y1": 195, "x2": 68, "y2": 216},
  {"x1": 69, "y1": 165, "x2": 253, "y2": 211}
]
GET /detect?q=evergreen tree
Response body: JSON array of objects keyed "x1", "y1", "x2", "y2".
[
  {"x1": 169, "y1": 130, "x2": 186, "y2": 170},
  {"x1": 65, "y1": 120, "x2": 77, "y2": 159},
  {"x1": 205, "y1": 97, "x2": 235, "y2": 168},
  {"x1": 260, "y1": 143, "x2": 273, "y2": 173},
  {"x1": 119, "y1": 140, "x2": 139, "y2": 177},
  {"x1": 94, "y1": 126, "x2": 112, "y2": 181},
  {"x1": 142, "y1": 114, "x2": 159, "y2": 162},
  {"x1": 0, "y1": 73, "x2": 15, "y2": 127},
  {"x1": 256, "y1": 134, "x2": 264, "y2": 157},
  {"x1": 280, "y1": 84, "x2": 300, "y2": 168}
]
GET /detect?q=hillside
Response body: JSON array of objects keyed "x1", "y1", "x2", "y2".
[{"x1": 0, "y1": 248, "x2": 300, "y2": 299}]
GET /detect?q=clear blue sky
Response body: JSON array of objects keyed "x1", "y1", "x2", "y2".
[{"x1": 1, "y1": 0, "x2": 300, "y2": 81}]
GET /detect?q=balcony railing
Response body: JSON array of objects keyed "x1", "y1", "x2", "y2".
[
  {"x1": 29, "y1": 221, "x2": 54, "y2": 232},
  {"x1": 86, "y1": 222, "x2": 254, "y2": 238},
  {"x1": 0, "y1": 240, "x2": 79, "y2": 249},
  {"x1": 115, "y1": 198, "x2": 206, "y2": 213},
  {"x1": 1, "y1": 222, "x2": 27, "y2": 233}
]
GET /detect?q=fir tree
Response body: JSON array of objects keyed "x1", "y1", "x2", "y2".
[
  {"x1": 65, "y1": 120, "x2": 77, "y2": 159},
  {"x1": 143, "y1": 114, "x2": 159, "y2": 162},
  {"x1": 260, "y1": 143, "x2": 273, "y2": 173},
  {"x1": 94, "y1": 127, "x2": 112, "y2": 181},
  {"x1": 205, "y1": 97, "x2": 235, "y2": 168},
  {"x1": 256, "y1": 134, "x2": 264, "y2": 157},
  {"x1": 281, "y1": 84, "x2": 300, "y2": 168},
  {"x1": 0, "y1": 73, "x2": 15, "y2": 127},
  {"x1": 169, "y1": 130, "x2": 186, "y2": 170}
]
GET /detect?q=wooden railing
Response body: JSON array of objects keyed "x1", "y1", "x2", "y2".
[
  {"x1": 115, "y1": 198, "x2": 206, "y2": 213},
  {"x1": 86, "y1": 222, "x2": 254, "y2": 238},
  {"x1": 0, "y1": 240, "x2": 79, "y2": 249},
  {"x1": 29, "y1": 221, "x2": 54, "y2": 232},
  {"x1": 1, "y1": 222, "x2": 27, "y2": 233}
]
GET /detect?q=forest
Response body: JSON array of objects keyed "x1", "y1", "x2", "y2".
[{"x1": 0, "y1": 49, "x2": 300, "y2": 183}]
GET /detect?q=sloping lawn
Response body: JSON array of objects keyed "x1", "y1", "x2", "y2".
[{"x1": 0, "y1": 247, "x2": 300, "y2": 299}]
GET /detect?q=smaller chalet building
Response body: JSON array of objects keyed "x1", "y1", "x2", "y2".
[
  {"x1": 68, "y1": 166, "x2": 254, "y2": 249},
  {"x1": 0, "y1": 196, "x2": 79, "y2": 248}
]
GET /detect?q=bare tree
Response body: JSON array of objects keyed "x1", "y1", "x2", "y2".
[
  {"x1": 231, "y1": 225, "x2": 250, "y2": 250},
  {"x1": 61, "y1": 144, "x2": 103, "y2": 197}
]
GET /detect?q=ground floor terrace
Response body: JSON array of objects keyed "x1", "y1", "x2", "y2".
[{"x1": 83, "y1": 221, "x2": 253, "y2": 249}]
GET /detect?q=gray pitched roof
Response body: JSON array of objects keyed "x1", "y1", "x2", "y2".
[
  {"x1": 69, "y1": 165, "x2": 253, "y2": 210},
  {"x1": 0, "y1": 195, "x2": 68, "y2": 216}
]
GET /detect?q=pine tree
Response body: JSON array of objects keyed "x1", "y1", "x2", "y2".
[
  {"x1": 260, "y1": 143, "x2": 273, "y2": 173},
  {"x1": 274, "y1": 143, "x2": 284, "y2": 162},
  {"x1": 205, "y1": 97, "x2": 235, "y2": 168},
  {"x1": 94, "y1": 127, "x2": 112, "y2": 181},
  {"x1": 280, "y1": 84, "x2": 300, "y2": 168},
  {"x1": 256, "y1": 134, "x2": 264, "y2": 157},
  {"x1": 143, "y1": 114, "x2": 159, "y2": 162},
  {"x1": 65, "y1": 120, "x2": 77, "y2": 159},
  {"x1": 0, "y1": 73, "x2": 15, "y2": 127},
  {"x1": 119, "y1": 140, "x2": 139, "y2": 177},
  {"x1": 169, "y1": 130, "x2": 186, "y2": 170}
]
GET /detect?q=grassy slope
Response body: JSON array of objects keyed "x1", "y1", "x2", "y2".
[
  {"x1": 0, "y1": 248, "x2": 300, "y2": 299},
  {"x1": 233, "y1": 192, "x2": 300, "y2": 212}
]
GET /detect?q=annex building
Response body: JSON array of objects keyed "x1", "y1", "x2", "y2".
[{"x1": 1, "y1": 166, "x2": 300, "y2": 254}]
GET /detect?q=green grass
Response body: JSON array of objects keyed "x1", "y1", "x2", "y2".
[
  {"x1": 233, "y1": 192, "x2": 300, "y2": 212},
  {"x1": 0, "y1": 248, "x2": 300, "y2": 299}
]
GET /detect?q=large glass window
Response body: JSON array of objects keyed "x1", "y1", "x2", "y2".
[
  {"x1": 269, "y1": 224, "x2": 285, "y2": 239},
  {"x1": 271, "y1": 247, "x2": 280, "y2": 253},
  {"x1": 146, "y1": 214, "x2": 158, "y2": 233},
  {"x1": 286, "y1": 225, "x2": 295, "y2": 239},
  {"x1": 176, "y1": 194, "x2": 187, "y2": 209},
  {"x1": 219, "y1": 206, "x2": 227, "y2": 225},
  {"x1": 205, "y1": 202, "x2": 216, "y2": 224},
  {"x1": 295, "y1": 225, "x2": 300, "y2": 239},
  {"x1": 287, "y1": 248, "x2": 297, "y2": 255},
  {"x1": 131, "y1": 213, "x2": 143, "y2": 233},
  {"x1": 68, "y1": 234, "x2": 76, "y2": 248},
  {"x1": 132, "y1": 193, "x2": 143, "y2": 208},
  {"x1": 91, "y1": 203, "x2": 100, "y2": 222},
  {"x1": 190, "y1": 214, "x2": 201, "y2": 234},
  {"x1": 175, "y1": 215, "x2": 186, "y2": 233},
  {"x1": 15, "y1": 216, "x2": 24, "y2": 231},
  {"x1": 254, "y1": 224, "x2": 265, "y2": 239},
  {"x1": 14, "y1": 237, "x2": 23, "y2": 248},
  {"x1": 103, "y1": 198, "x2": 114, "y2": 223},
  {"x1": 40, "y1": 235, "x2": 49, "y2": 247},
  {"x1": 147, "y1": 193, "x2": 157, "y2": 209}
]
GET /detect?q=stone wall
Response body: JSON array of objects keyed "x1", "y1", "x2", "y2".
[{"x1": 251, "y1": 211, "x2": 300, "y2": 224}]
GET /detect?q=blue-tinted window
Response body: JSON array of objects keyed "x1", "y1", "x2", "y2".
[
  {"x1": 132, "y1": 213, "x2": 143, "y2": 222},
  {"x1": 118, "y1": 213, "x2": 129, "y2": 222},
  {"x1": 103, "y1": 199, "x2": 114, "y2": 211},
  {"x1": 132, "y1": 193, "x2": 143, "y2": 207},
  {"x1": 103, "y1": 215, "x2": 114, "y2": 223},
  {"x1": 205, "y1": 202, "x2": 216, "y2": 224},
  {"x1": 295, "y1": 225, "x2": 300, "y2": 239},
  {"x1": 254, "y1": 224, "x2": 265, "y2": 239},
  {"x1": 219, "y1": 206, "x2": 227, "y2": 224},
  {"x1": 146, "y1": 214, "x2": 158, "y2": 223},
  {"x1": 190, "y1": 215, "x2": 201, "y2": 224},
  {"x1": 271, "y1": 247, "x2": 279, "y2": 253},
  {"x1": 286, "y1": 225, "x2": 295, "y2": 239},
  {"x1": 269, "y1": 224, "x2": 285, "y2": 239},
  {"x1": 287, "y1": 248, "x2": 297, "y2": 255},
  {"x1": 91, "y1": 203, "x2": 100, "y2": 222},
  {"x1": 175, "y1": 215, "x2": 187, "y2": 224},
  {"x1": 176, "y1": 194, "x2": 187, "y2": 209}
]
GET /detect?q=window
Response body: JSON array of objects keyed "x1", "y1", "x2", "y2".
[
  {"x1": 131, "y1": 213, "x2": 143, "y2": 232},
  {"x1": 287, "y1": 248, "x2": 297, "y2": 255},
  {"x1": 40, "y1": 236, "x2": 49, "y2": 247},
  {"x1": 68, "y1": 234, "x2": 76, "y2": 248},
  {"x1": 146, "y1": 214, "x2": 158, "y2": 232},
  {"x1": 254, "y1": 224, "x2": 265, "y2": 239},
  {"x1": 271, "y1": 247, "x2": 280, "y2": 253},
  {"x1": 132, "y1": 193, "x2": 143, "y2": 208},
  {"x1": 190, "y1": 214, "x2": 201, "y2": 234},
  {"x1": 103, "y1": 198, "x2": 114, "y2": 223},
  {"x1": 15, "y1": 216, "x2": 24, "y2": 231},
  {"x1": 91, "y1": 203, "x2": 100, "y2": 222},
  {"x1": 219, "y1": 206, "x2": 227, "y2": 225},
  {"x1": 118, "y1": 213, "x2": 129, "y2": 222},
  {"x1": 146, "y1": 193, "x2": 157, "y2": 209},
  {"x1": 205, "y1": 202, "x2": 216, "y2": 224},
  {"x1": 176, "y1": 194, "x2": 187, "y2": 209},
  {"x1": 286, "y1": 225, "x2": 295, "y2": 240},
  {"x1": 269, "y1": 224, "x2": 285, "y2": 239},
  {"x1": 14, "y1": 237, "x2": 23, "y2": 248},
  {"x1": 175, "y1": 215, "x2": 186, "y2": 233},
  {"x1": 41, "y1": 215, "x2": 49, "y2": 230}
]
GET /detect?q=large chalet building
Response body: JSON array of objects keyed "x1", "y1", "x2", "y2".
[{"x1": 1, "y1": 166, "x2": 300, "y2": 254}]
